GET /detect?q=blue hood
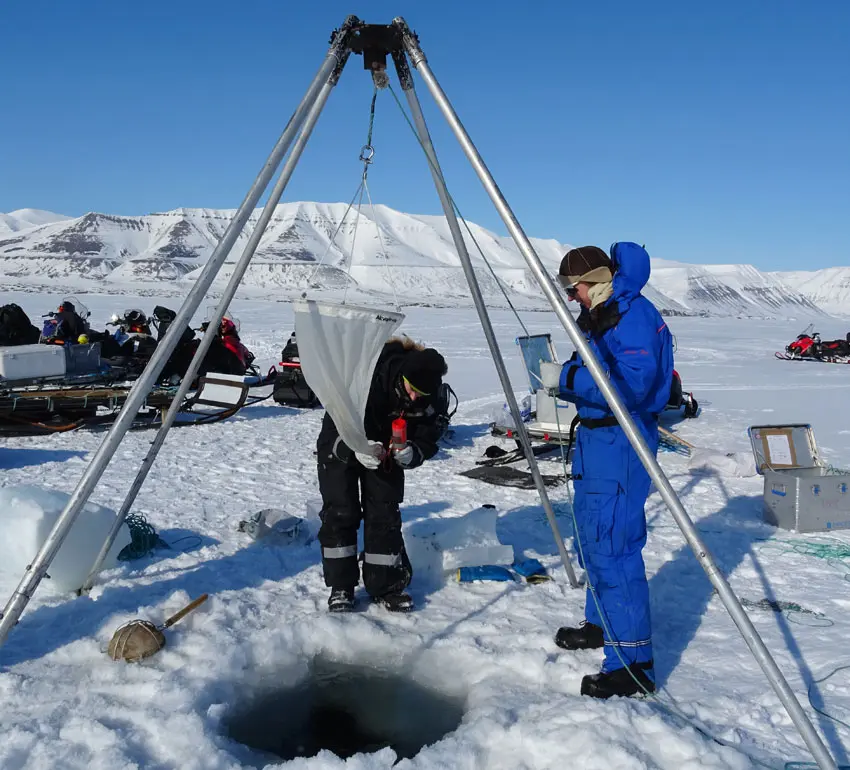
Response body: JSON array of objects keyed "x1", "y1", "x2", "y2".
[{"x1": 610, "y1": 242, "x2": 651, "y2": 304}]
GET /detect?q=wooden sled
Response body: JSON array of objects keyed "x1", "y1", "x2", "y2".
[{"x1": 0, "y1": 372, "x2": 273, "y2": 436}]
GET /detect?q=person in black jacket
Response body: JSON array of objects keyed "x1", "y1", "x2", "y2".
[
  {"x1": 316, "y1": 337, "x2": 448, "y2": 613},
  {"x1": 52, "y1": 301, "x2": 88, "y2": 343}
]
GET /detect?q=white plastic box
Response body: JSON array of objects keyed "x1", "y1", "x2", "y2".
[
  {"x1": 0, "y1": 343, "x2": 67, "y2": 381},
  {"x1": 404, "y1": 505, "x2": 515, "y2": 584}
]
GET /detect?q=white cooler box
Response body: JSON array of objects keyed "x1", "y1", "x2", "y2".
[{"x1": 0, "y1": 344, "x2": 67, "y2": 381}]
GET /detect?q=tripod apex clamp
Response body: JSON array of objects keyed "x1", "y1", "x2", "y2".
[{"x1": 329, "y1": 18, "x2": 418, "y2": 74}]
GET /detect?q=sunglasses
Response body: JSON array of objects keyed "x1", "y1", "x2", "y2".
[
  {"x1": 556, "y1": 274, "x2": 579, "y2": 298},
  {"x1": 403, "y1": 376, "x2": 431, "y2": 397}
]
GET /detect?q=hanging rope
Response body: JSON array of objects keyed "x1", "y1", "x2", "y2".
[
  {"x1": 387, "y1": 83, "x2": 530, "y2": 336},
  {"x1": 304, "y1": 181, "x2": 366, "y2": 290},
  {"x1": 363, "y1": 84, "x2": 378, "y2": 158},
  {"x1": 341, "y1": 177, "x2": 368, "y2": 305},
  {"x1": 305, "y1": 81, "x2": 400, "y2": 310},
  {"x1": 305, "y1": 87, "x2": 380, "y2": 295},
  {"x1": 362, "y1": 174, "x2": 401, "y2": 310},
  {"x1": 345, "y1": 81, "x2": 401, "y2": 309}
]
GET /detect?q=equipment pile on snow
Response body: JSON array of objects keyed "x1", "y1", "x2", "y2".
[{"x1": 0, "y1": 298, "x2": 273, "y2": 434}]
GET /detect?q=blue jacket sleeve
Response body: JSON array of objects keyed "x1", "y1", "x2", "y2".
[{"x1": 559, "y1": 314, "x2": 662, "y2": 412}]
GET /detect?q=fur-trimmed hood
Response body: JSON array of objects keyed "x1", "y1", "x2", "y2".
[{"x1": 386, "y1": 335, "x2": 425, "y2": 352}]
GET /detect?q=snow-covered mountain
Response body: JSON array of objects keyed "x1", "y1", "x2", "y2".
[
  {"x1": 771, "y1": 268, "x2": 850, "y2": 317},
  {"x1": 648, "y1": 259, "x2": 828, "y2": 317},
  {"x1": 0, "y1": 203, "x2": 832, "y2": 317},
  {"x1": 0, "y1": 208, "x2": 72, "y2": 234}
]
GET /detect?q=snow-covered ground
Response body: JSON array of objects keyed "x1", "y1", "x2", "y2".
[{"x1": 3, "y1": 289, "x2": 850, "y2": 770}]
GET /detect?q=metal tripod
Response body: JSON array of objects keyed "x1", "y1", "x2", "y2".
[{"x1": 0, "y1": 16, "x2": 837, "y2": 769}]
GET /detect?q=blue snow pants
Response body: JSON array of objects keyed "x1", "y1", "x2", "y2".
[{"x1": 572, "y1": 417, "x2": 657, "y2": 675}]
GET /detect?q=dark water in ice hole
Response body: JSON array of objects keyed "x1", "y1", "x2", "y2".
[{"x1": 225, "y1": 657, "x2": 466, "y2": 765}]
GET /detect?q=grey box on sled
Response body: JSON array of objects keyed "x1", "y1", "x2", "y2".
[{"x1": 748, "y1": 424, "x2": 850, "y2": 533}]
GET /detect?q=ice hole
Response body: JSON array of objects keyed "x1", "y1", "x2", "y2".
[{"x1": 224, "y1": 656, "x2": 465, "y2": 765}]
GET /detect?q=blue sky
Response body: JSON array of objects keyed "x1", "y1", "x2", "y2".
[{"x1": 1, "y1": 0, "x2": 848, "y2": 270}]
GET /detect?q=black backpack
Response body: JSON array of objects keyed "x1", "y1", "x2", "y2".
[
  {"x1": 0, "y1": 303, "x2": 40, "y2": 346},
  {"x1": 397, "y1": 381, "x2": 459, "y2": 441},
  {"x1": 434, "y1": 382, "x2": 459, "y2": 440},
  {"x1": 152, "y1": 305, "x2": 196, "y2": 346}
]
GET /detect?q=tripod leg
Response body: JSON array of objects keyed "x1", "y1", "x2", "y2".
[
  {"x1": 0, "y1": 17, "x2": 359, "y2": 647},
  {"x1": 392, "y1": 51, "x2": 578, "y2": 589},
  {"x1": 79, "y1": 55, "x2": 351, "y2": 595},
  {"x1": 395, "y1": 18, "x2": 837, "y2": 770}
]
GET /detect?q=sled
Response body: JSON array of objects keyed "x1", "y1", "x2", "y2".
[
  {"x1": 489, "y1": 418, "x2": 691, "y2": 456},
  {"x1": 0, "y1": 370, "x2": 274, "y2": 436},
  {"x1": 775, "y1": 351, "x2": 850, "y2": 365}
]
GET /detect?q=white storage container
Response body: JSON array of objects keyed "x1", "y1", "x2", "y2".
[
  {"x1": 749, "y1": 423, "x2": 850, "y2": 533},
  {"x1": 0, "y1": 344, "x2": 67, "y2": 381}
]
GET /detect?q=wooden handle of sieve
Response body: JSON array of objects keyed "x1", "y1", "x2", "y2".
[
  {"x1": 160, "y1": 594, "x2": 209, "y2": 630},
  {"x1": 658, "y1": 425, "x2": 697, "y2": 449}
]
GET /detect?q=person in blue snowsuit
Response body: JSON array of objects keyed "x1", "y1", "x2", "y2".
[{"x1": 542, "y1": 243, "x2": 673, "y2": 699}]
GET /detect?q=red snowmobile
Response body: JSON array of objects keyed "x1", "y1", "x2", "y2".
[{"x1": 776, "y1": 324, "x2": 850, "y2": 363}]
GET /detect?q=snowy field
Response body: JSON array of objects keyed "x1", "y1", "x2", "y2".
[{"x1": 3, "y1": 289, "x2": 850, "y2": 770}]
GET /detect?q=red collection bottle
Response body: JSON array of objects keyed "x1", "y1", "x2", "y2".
[{"x1": 391, "y1": 417, "x2": 407, "y2": 452}]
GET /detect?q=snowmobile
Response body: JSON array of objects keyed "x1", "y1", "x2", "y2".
[
  {"x1": 272, "y1": 332, "x2": 320, "y2": 408},
  {"x1": 776, "y1": 324, "x2": 850, "y2": 364},
  {"x1": 89, "y1": 306, "x2": 264, "y2": 384},
  {"x1": 80, "y1": 308, "x2": 161, "y2": 379},
  {"x1": 39, "y1": 297, "x2": 91, "y2": 345}
]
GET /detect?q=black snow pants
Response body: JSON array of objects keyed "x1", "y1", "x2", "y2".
[{"x1": 317, "y1": 452, "x2": 412, "y2": 597}]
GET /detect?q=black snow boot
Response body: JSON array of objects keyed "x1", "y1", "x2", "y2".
[
  {"x1": 372, "y1": 592, "x2": 414, "y2": 613},
  {"x1": 328, "y1": 587, "x2": 356, "y2": 613},
  {"x1": 580, "y1": 661, "x2": 655, "y2": 699},
  {"x1": 554, "y1": 621, "x2": 604, "y2": 650}
]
